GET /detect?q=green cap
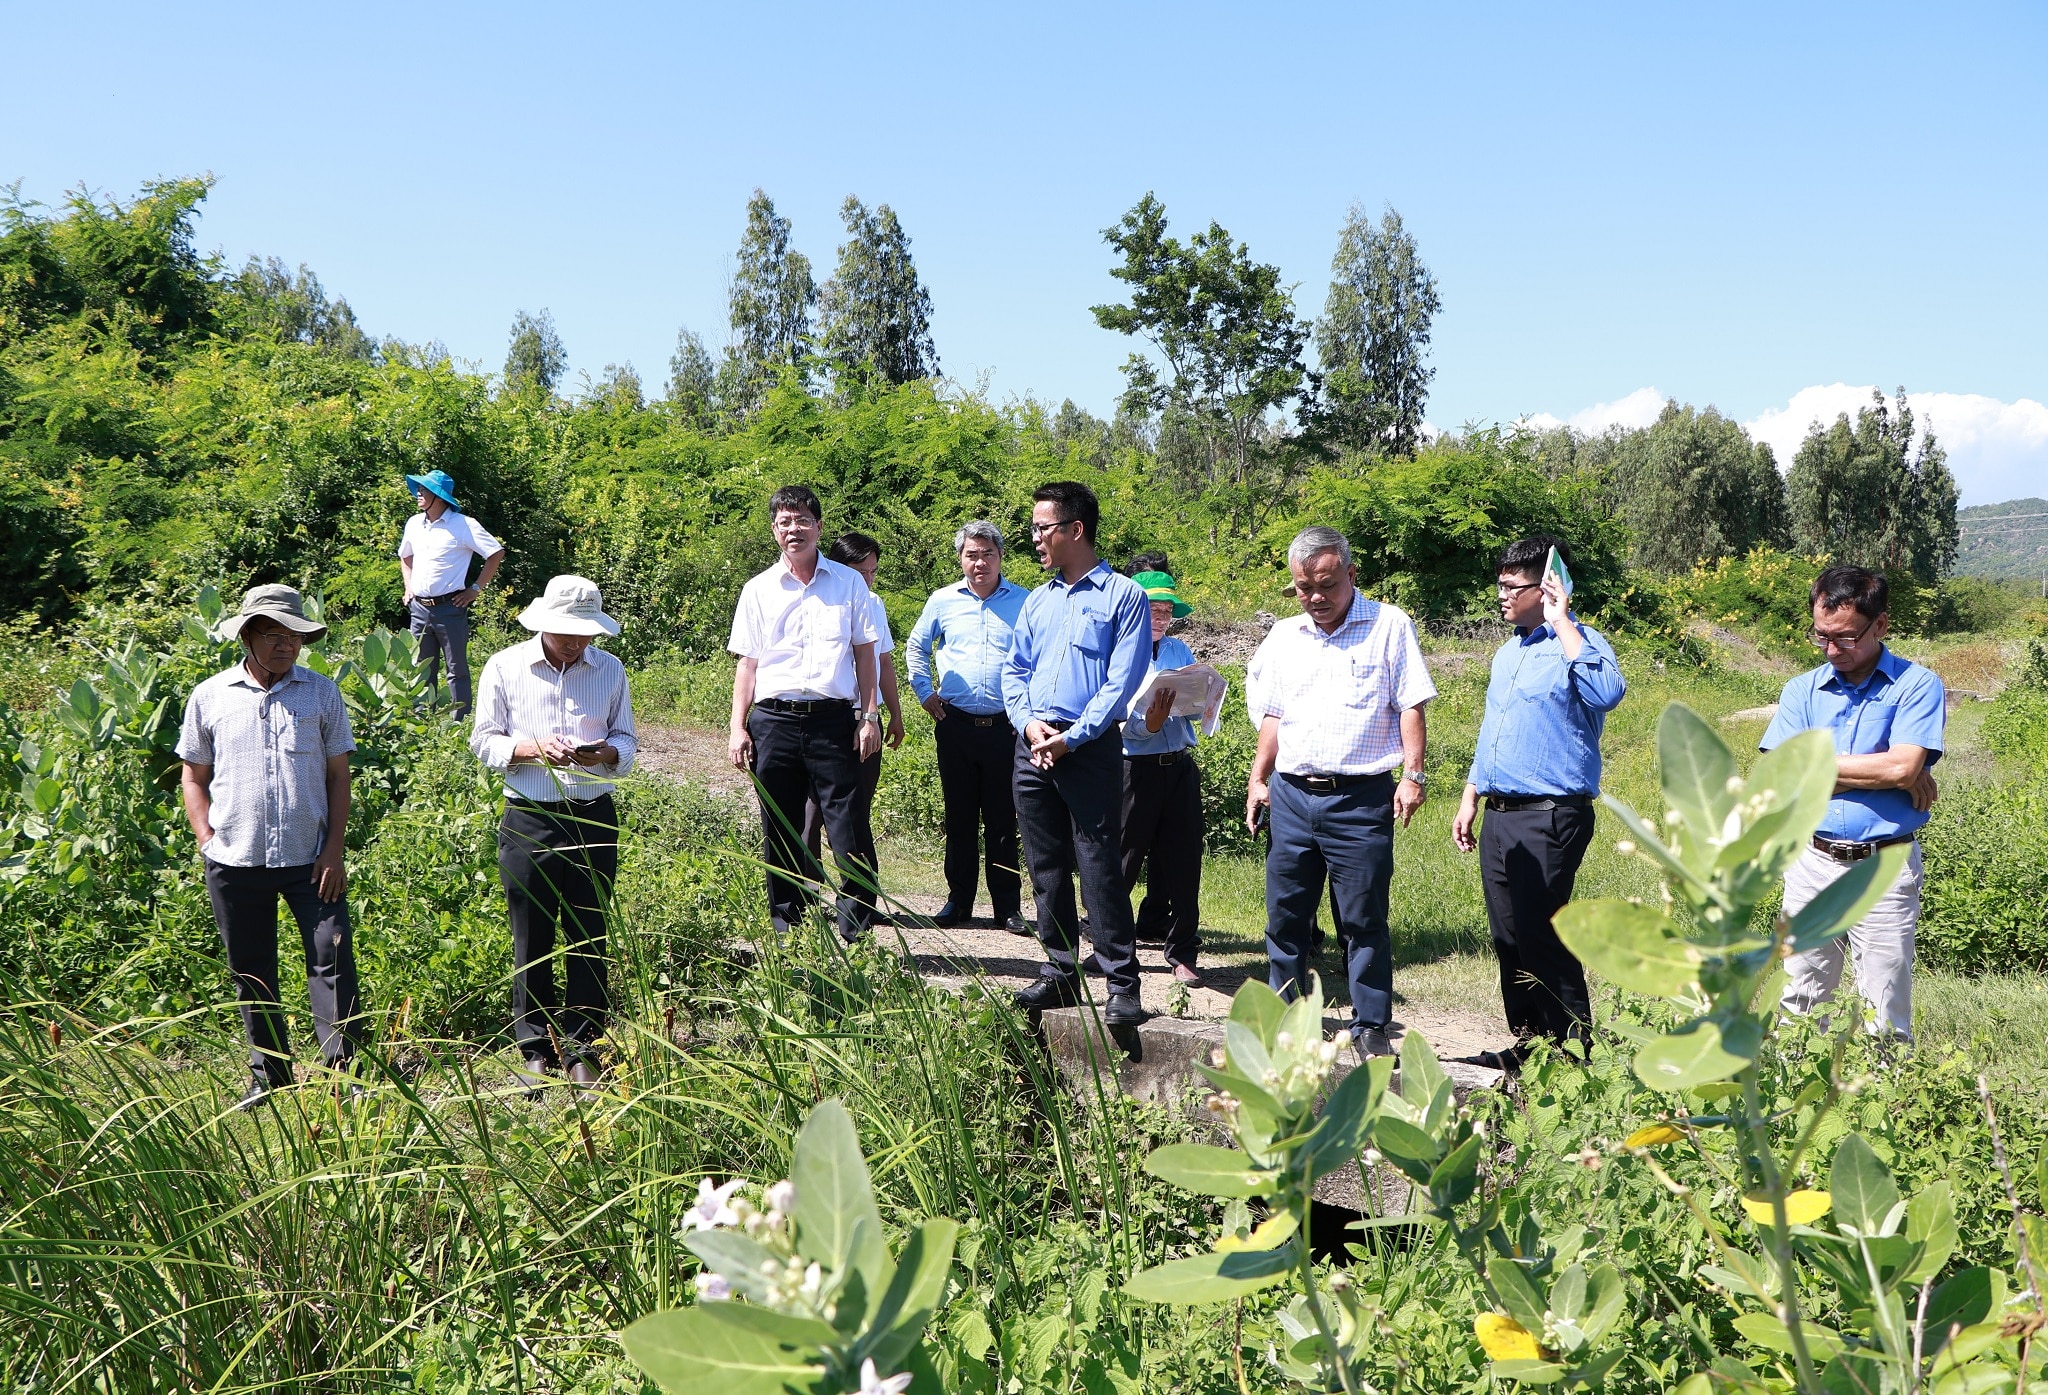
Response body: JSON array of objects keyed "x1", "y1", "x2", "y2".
[{"x1": 1132, "y1": 570, "x2": 1191, "y2": 618}]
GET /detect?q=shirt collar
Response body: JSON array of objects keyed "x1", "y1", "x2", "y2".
[
  {"x1": 777, "y1": 552, "x2": 834, "y2": 588},
  {"x1": 1818, "y1": 645, "x2": 1904, "y2": 693},
  {"x1": 1047, "y1": 560, "x2": 1113, "y2": 594},
  {"x1": 955, "y1": 577, "x2": 1018, "y2": 600},
  {"x1": 1310, "y1": 588, "x2": 1372, "y2": 638},
  {"x1": 228, "y1": 662, "x2": 306, "y2": 692},
  {"x1": 1515, "y1": 613, "x2": 1576, "y2": 643},
  {"x1": 524, "y1": 636, "x2": 594, "y2": 672}
]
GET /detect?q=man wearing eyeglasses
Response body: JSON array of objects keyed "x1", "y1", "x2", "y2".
[
  {"x1": 1452, "y1": 536, "x2": 1626, "y2": 1070},
  {"x1": 1761, "y1": 564, "x2": 1945, "y2": 1042}
]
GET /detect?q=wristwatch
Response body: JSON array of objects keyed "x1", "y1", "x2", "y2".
[
  {"x1": 862, "y1": 710, "x2": 883, "y2": 726},
  {"x1": 1403, "y1": 769, "x2": 1427, "y2": 787}
]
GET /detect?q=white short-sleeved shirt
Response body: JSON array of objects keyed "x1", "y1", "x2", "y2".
[
  {"x1": 399, "y1": 510, "x2": 505, "y2": 599},
  {"x1": 865, "y1": 590, "x2": 895, "y2": 658},
  {"x1": 1246, "y1": 591, "x2": 1436, "y2": 776},
  {"x1": 728, "y1": 555, "x2": 881, "y2": 702},
  {"x1": 176, "y1": 664, "x2": 356, "y2": 868}
]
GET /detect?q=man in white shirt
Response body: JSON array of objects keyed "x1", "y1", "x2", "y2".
[
  {"x1": 398, "y1": 469, "x2": 507, "y2": 717},
  {"x1": 727, "y1": 485, "x2": 883, "y2": 941},
  {"x1": 1245, "y1": 526, "x2": 1437, "y2": 1057},
  {"x1": 470, "y1": 576, "x2": 637, "y2": 1091}
]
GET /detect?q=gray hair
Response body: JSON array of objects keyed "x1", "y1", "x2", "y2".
[
  {"x1": 955, "y1": 520, "x2": 1004, "y2": 555},
  {"x1": 1287, "y1": 526, "x2": 1352, "y2": 570}
]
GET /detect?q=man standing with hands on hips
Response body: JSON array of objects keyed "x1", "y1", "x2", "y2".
[
  {"x1": 471, "y1": 575, "x2": 637, "y2": 1091},
  {"x1": 907, "y1": 520, "x2": 1029, "y2": 933},
  {"x1": 1453, "y1": 537, "x2": 1626, "y2": 1069},
  {"x1": 1246, "y1": 526, "x2": 1436, "y2": 1058},
  {"x1": 727, "y1": 485, "x2": 884, "y2": 942},
  {"x1": 1003, "y1": 482, "x2": 1153, "y2": 1025},
  {"x1": 398, "y1": 470, "x2": 506, "y2": 719}
]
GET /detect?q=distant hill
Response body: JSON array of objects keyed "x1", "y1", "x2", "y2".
[{"x1": 1957, "y1": 498, "x2": 2048, "y2": 580}]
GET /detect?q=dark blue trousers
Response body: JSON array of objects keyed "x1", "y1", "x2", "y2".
[
  {"x1": 1014, "y1": 725, "x2": 1140, "y2": 997},
  {"x1": 1265, "y1": 771, "x2": 1395, "y2": 1039}
]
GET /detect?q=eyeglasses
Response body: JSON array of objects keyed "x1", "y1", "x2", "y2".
[
  {"x1": 1028, "y1": 519, "x2": 1076, "y2": 539},
  {"x1": 1807, "y1": 617, "x2": 1876, "y2": 650},
  {"x1": 1496, "y1": 581, "x2": 1541, "y2": 599}
]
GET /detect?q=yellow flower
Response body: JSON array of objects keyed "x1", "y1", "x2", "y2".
[
  {"x1": 1216, "y1": 1210, "x2": 1298, "y2": 1254},
  {"x1": 1741, "y1": 1190, "x2": 1832, "y2": 1226},
  {"x1": 1474, "y1": 1312, "x2": 1544, "y2": 1361},
  {"x1": 1624, "y1": 1123, "x2": 1686, "y2": 1148}
]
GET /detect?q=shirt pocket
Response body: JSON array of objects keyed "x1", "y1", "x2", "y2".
[
  {"x1": 1515, "y1": 652, "x2": 1567, "y2": 701},
  {"x1": 1069, "y1": 603, "x2": 1117, "y2": 659}
]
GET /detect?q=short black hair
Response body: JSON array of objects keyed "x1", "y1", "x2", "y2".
[
  {"x1": 827, "y1": 531, "x2": 881, "y2": 567},
  {"x1": 1032, "y1": 481, "x2": 1100, "y2": 542},
  {"x1": 1497, "y1": 535, "x2": 1567, "y2": 577},
  {"x1": 768, "y1": 484, "x2": 822, "y2": 521},
  {"x1": 1812, "y1": 565, "x2": 1888, "y2": 620},
  {"x1": 1124, "y1": 550, "x2": 1170, "y2": 577}
]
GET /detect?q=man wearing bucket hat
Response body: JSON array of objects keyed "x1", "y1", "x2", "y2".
[
  {"x1": 177, "y1": 584, "x2": 364, "y2": 1109},
  {"x1": 1120, "y1": 569, "x2": 1208, "y2": 987},
  {"x1": 398, "y1": 469, "x2": 506, "y2": 718},
  {"x1": 470, "y1": 575, "x2": 638, "y2": 1091}
]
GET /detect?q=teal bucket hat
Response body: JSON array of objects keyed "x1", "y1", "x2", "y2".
[{"x1": 405, "y1": 470, "x2": 461, "y2": 510}]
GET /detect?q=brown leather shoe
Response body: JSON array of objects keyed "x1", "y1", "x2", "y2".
[
  {"x1": 1170, "y1": 962, "x2": 1205, "y2": 988},
  {"x1": 567, "y1": 1059, "x2": 601, "y2": 1088}
]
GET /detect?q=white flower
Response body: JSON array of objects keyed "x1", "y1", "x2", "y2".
[
  {"x1": 765, "y1": 1179, "x2": 796, "y2": 1214},
  {"x1": 694, "y1": 1272, "x2": 732, "y2": 1301},
  {"x1": 856, "y1": 1357, "x2": 914, "y2": 1395},
  {"x1": 797, "y1": 1262, "x2": 823, "y2": 1301},
  {"x1": 1614, "y1": 839, "x2": 1636, "y2": 856},
  {"x1": 684, "y1": 1177, "x2": 745, "y2": 1232}
]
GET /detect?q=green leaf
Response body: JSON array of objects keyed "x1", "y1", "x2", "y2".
[
  {"x1": 1227, "y1": 978, "x2": 1288, "y2": 1045},
  {"x1": 1829, "y1": 1134, "x2": 1900, "y2": 1235},
  {"x1": 1143, "y1": 1143, "x2": 1274, "y2": 1198},
  {"x1": 1488, "y1": 1257, "x2": 1548, "y2": 1336},
  {"x1": 1732, "y1": 1312, "x2": 1846, "y2": 1361},
  {"x1": 621, "y1": 1306, "x2": 827, "y2": 1395},
  {"x1": 685, "y1": 1229, "x2": 782, "y2": 1301},
  {"x1": 1122, "y1": 1246, "x2": 1294, "y2": 1304},
  {"x1": 1489, "y1": 1359, "x2": 1566, "y2": 1385},
  {"x1": 1553, "y1": 901, "x2": 1702, "y2": 999},
  {"x1": 1658, "y1": 703, "x2": 1739, "y2": 860},
  {"x1": 790, "y1": 1100, "x2": 889, "y2": 1316},
  {"x1": 1787, "y1": 842, "x2": 1911, "y2": 953},
  {"x1": 1902, "y1": 1182, "x2": 1957, "y2": 1285},
  {"x1": 1818, "y1": 1352, "x2": 1884, "y2": 1395},
  {"x1": 1600, "y1": 793, "x2": 1714, "y2": 898},
  {"x1": 1549, "y1": 1264, "x2": 1587, "y2": 1323},
  {"x1": 1698, "y1": 1264, "x2": 1775, "y2": 1303},
  {"x1": 863, "y1": 1218, "x2": 959, "y2": 1373},
  {"x1": 1632, "y1": 1018, "x2": 1758, "y2": 1092},
  {"x1": 1581, "y1": 1265, "x2": 1626, "y2": 1344},
  {"x1": 1427, "y1": 1131, "x2": 1484, "y2": 1208},
  {"x1": 1370, "y1": 1116, "x2": 1441, "y2": 1183},
  {"x1": 1398, "y1": 1028, "x2": 1449, "y2": 1125},
  {"x1": 1300, "y1": 1056, "x2": 1392, "y2": 1178},
  {"x1": 1223, "y1": 1021, "x2": 1272, "y2": 1087},
  {"x1": 1735, "y1": 732, "x2": 1837, "y2": 856},
  {"x1": 1923, "y1": 1267, "x2": 1995, "y2": 1355}
]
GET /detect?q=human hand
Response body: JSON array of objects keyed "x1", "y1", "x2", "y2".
[
  {"x1": 729, "y1": 726, "x2": 753, "y2": 771},
  {"x1": 1143, "y1": 686, "x2": 1174, "y2": 734},
  {"x1": 922, "y1": 695, "x2": 947, "y2": 721},
  {"x1": 1540, "y1": 572, "x2": 1570, "y2": 627},
  {"x1": 1452, "y1": 788, "x2": 1479, "y2": 852},
  {"x1": 570, "y1": 742, "x2": 614, "y2": 767},
  {"x1": 1245, "y1": 779, "x2": 1269, "y2": 835},
  {"x1": 312, "y1": 850, "x2": 348, "y2": 902},
  {"x1": 856, "y1": 718, "x2": 882, "y2": 761},
  {"x1": 452, "y1": 586, "x2": 479, "y2": 609},
  {"x1": 1027, "y1": 729, "x2": 1069, "y2": 768},
  {"x1": 1394, "y1": 776, "x2": 1426, "y2": 828},
  {"x1": 885, "y1": 711, "x2": 905, "y2": 750},
  {"x1": 1909, "y1": 766, "x2": 1939, "y2": 811}
]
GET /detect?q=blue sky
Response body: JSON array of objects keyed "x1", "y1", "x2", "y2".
[{"x1": 5, "y1": 1, "x2": 2044, "y2": 503}]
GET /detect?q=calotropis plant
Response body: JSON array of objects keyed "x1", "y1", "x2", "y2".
[{"x1": 623, "y1": 1099, "x2": 957, "y2": 1395}]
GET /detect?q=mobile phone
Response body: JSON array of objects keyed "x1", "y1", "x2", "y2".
[
  {"x1": 1252, "y1": 802, "x2": 1269, "y2": 833},
  {"x1": 574, "y1": 740, "x2": 606, "y2": 754}
]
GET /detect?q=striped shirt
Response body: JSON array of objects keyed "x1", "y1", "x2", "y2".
[
  {"x1": 470, "y1": 638, "x2": 639, "y2": 802},
  {"x1": 1246, "y1": 592, "x2": 1436, "y2": 776},
  {"x1": 176, "y1": 662, "x2": 356, "y2": 868}
]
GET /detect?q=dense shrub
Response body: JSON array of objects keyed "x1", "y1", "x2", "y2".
[{"x1": 1918, "y1": 774, "x2": 2048, "y2": 974}]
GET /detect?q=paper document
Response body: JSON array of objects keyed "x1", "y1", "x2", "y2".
[
  {"x1": 1130, "y1": 663, "x2": 1229, "y2": 737},
  {"x1": 1545, "y1": 545, "x2": 1574, "y2": 600}
]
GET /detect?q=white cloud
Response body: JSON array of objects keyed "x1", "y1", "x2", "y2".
[
  {"x1": 1514, "y1": 386, "x2": 1669, "y2": 437},
  {"x1": 1744, "y1": 385, "x2": 2048, "y2": 508}
]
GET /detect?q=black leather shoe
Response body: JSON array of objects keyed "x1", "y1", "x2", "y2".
[
  {"x1": 1013, "y1": 976, "x2": 1083, "y2": 1011},
  {"x1": 1001, "y1": 914, "x2": 1033, "y2": 937},
  {"x1": 1104, "y1": 993, "x2": 1149, "y2": 1026},
  {"x1": 932, "y1": 901, "x2": 967, "y2": 927},
  {"x1": 1355, "y1": 1027, "x2": 1396, "y2": 1059},
  {"x1": 234, "y1": 1078, "x2": 275, "y2": 1113}
]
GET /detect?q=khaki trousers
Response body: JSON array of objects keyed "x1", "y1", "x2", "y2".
[{"x1": 1780, "y1": 841, "x2": 1922, "y2": 1041}]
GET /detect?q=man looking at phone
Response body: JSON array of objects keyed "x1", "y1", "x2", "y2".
[
  {"x1": 1452, "y1": 536, "x2": 1626, "y2": 1068},
  {"x1": 1245, "y1": 526, "x2": 1435, "y2": 1058},
  {"x1": 471, "y1": 575, "x2": 638, "y2": 1090}
]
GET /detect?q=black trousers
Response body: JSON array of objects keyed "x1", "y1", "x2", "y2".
[
  {"x1": 203, "y1": 860, "x2": 363, "y2": 1084},
  {"x1": 802, "y1": 745, "x2": 882, "y2": 879},
  {"x1": 1479, "y1": 803, "x2": 1596, "y2": 1046},
  {"x1": 1014, "y1": 725, "x2": 1139, "y2": 996},
  {"x1": 749, "y1": 704, "x2": 876, "y2": 940},
  {"x1": 934, "y1": 712, "x2": 1022, "y2": 920},
  {"x1": 499, "y1": 793, "x2": 618, "y2": 1062},
  {"x1": 1121, "y1": 752, "x2": 1203, "y2": 968}
]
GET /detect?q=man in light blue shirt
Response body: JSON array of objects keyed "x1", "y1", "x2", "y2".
[
  {"x1": 906, "y1": 520, "x2": 1029, "y2": 932},
  {"x1": 1120, "y1": 568, "x2": 1208, "y2": 986},
  {"x1": 1761, "y1": 565, "x2": 1945, "y2": 1040},
  {"x1": 1001, "y1": 482, "x2": 1152, "y2": 1025},
  {"x1": 1452, "y1": 536, "x2": 1627, "y2": 1068}
]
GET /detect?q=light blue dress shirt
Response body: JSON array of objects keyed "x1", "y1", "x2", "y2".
[
  {"x1": 1760, "y1": 646, "x2": 1946, "y2": 842},
  {"x1": 1466, "y1": 617, "x2": 1627, "y2": 797},
  {"x1": 1122, "y1": 635, "x2": 1199, "y2": 755},
  {"x1": 905, "y1": 577, "x2": 1027, "y2": 715},
  {"x1": 1000, "y1": 562, "x2": 1151, "y2": 750}
]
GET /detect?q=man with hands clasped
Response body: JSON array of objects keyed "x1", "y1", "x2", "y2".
[
  {"x1": 1452, "y1": 536, "x2": 1626, "y2": 1069},
  {"x1": 1245, "y1": 527, "x2": 1436, "y2": 1058}
]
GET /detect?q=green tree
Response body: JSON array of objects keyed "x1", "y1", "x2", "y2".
[
  {"x1": 1606, "y1": 401, "x2": 1788, "y2": 572},
  {"x1": 221, "y1": 256, "x2": 374, "y2": 359},
  {"x1": 724, "y1": 189, "x2": 815, "y2": 412},
  {"x1": 666, "y1": 326, "x2": 719, "y2": 427},
  {"x1": 1786, "y1": 389, "x2": 1959, "y2": 580},
  {"x1": 1316, "y1": 204, "x2": 1441, "y2": 458},
  {"x1": 818, "y1": 197, "x2": 936, "y2": 387},
  {"x1": 504, "y1": 308, "x2": 566, "y2": 393},
  {"x1": 1092, "y1": 192, "x2": 1311, "y2": 536}
]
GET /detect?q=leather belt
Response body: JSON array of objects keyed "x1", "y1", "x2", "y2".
[
  {"x1": 969, "y1": 714, "x2": 1007, "y2": 728},
  {"x1": 416, "y1": 591, "x2": 465, "y2": 604},
  {"x1": 756, "y1": 697, "x2": 844, "y2": 716},
  {"x1": 1282, "y1": 771, "x2": 1390, "y2": 793},
  {"x1": 1485, "y1": 794, "x2": 1594, "y2": 811},
  {"x1": 510, "y1": 792, "x2": 613, "y2": 810},
  {"x1": 1125, "y1": 750, "x2": 1192, "y2": 765},
  {"x1": 1042, "y1": 719, "x2": 1120, "y2": 735},
  {"x1": 1812, "y1": 833, "x2": 1914, "y2": 864}
]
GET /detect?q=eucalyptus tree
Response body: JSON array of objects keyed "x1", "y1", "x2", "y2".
[
  {"x1": 1092, "y1": 192, "x2": 1311, "y2": 536},
  {"x1": 724, "y1": 189, "x2": 815, "y2": 412},
  {"x1": 667, "y1": 326, "x2": 719, "y2": 428},
  {"x1": 1787, "y1": 389, "x2": 1959, "y2": 580},
  {"x1": 818, "y1": 197, "x2": 937, "y2": 387},
  {"x1": 1316, "y1": 204, "x2": 1441, "y2": 458},
  {"x1": 1606, "y1": 401, "x2": 1788, "y2": 572},
  {"x1": 504, "y1": 308, "x2": 566, "y2": 394}
]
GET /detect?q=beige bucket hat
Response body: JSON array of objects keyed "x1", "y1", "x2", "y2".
[
  {"x1": 517, "y1": 575, "x2": 621, "y2": 637},
  {"x1": 218, "y1": 584, "x2": 328, "y2": 642}
]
